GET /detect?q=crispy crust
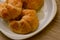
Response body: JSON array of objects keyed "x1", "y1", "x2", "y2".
[
  {"x1": 0, "y1": 0, "x2": 22, "y2": 20},
  {"x1": 23, "y1": 0, "x2": 44, "y2": 10},
  {"x1": 9, "y1": 9, "x2": 39, "y2": 34},
  {"x1": 0, "y1": 0, "x2": 40, "y2": 34}
]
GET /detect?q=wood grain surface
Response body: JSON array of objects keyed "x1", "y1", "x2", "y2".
[{"x1": 0, "y1": 0, "x2": 60, "y2": 40}]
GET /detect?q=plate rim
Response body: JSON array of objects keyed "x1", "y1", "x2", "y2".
[
  {"x1": 22, "y1": 0, "x2": 57, "y2": 39},
  {"x1": 0, "y1": 0, "x2": 57, "y2": 39}
]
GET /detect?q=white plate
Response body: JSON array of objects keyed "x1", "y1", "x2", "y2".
[{"x1": 0, "y1": 0, "x2": 57, "y2": 40}]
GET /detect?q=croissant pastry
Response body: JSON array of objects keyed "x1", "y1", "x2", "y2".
[
  {"x1": 0, "y1": 0, "x2": 40, "y2": 34},
  {"x1": 9, "y1": 9, "x2": 39, "y2": 34},
  {"x1": 0, "y1": 0, "x2": 22, "y2": 20},
  {"x1": 23, "y1": 0, "x2": 44, "y2": 10}
]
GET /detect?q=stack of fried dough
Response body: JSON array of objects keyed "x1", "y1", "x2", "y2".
[{"x1": 0, "y1": 0, "x2": 44, "y2": 34}]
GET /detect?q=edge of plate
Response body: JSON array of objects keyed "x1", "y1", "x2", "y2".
[
  {"x1": 0, "y1": 0, "x2": 57, "y2": 39},
  {"x1": 21, "y1": 0, "x2": 57, "y2": 39}
]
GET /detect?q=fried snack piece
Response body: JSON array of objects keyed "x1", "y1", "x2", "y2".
[
  {"x1": 23, "y1": 0, "x2": 44, "y2": 10},
  {"x1": 0, "y1": 0, "x2": 22, "y2": 20},
  {"x1": 9, "y1": 9, "x2": 39, "y2": 34}
]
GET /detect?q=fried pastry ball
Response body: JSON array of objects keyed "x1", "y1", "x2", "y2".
[
  {"x1": 0, "y1": 0, "x2": 22, "y2": 20},
  {"x1": 9, "y1": 9, "x2": 39, "y2": 34},
  {"x1": 23, "y1": 0, "x2": 44, "y2": 10}
]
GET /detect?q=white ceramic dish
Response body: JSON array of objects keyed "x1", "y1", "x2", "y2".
[{"x1": 0, "y1": 0, "x2": 57, "y2": 40}]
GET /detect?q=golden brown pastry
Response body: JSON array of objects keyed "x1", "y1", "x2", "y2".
[
  {"x1": 0, "y1": 0, "x2": 40, "y2": 34},
  {"x1": 7, "y1": 0, "x2": 22, "y2": 8},
  {"x1": 0, "y1": 0, "x2": 7, "y2": 17},
  {"x1": 0, "y1": 0, "x2": 22, "y2": 20},
  {"x1": 23, "y1": 0, "x2": 44, "y2": 10},
  {"x1": 9, "y1": 9, "x2": 39, "y2": 34}
]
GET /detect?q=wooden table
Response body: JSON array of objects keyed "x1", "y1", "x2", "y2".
[{"x1": 0, "y1": 0, "x2": 60, "y2": 40}]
